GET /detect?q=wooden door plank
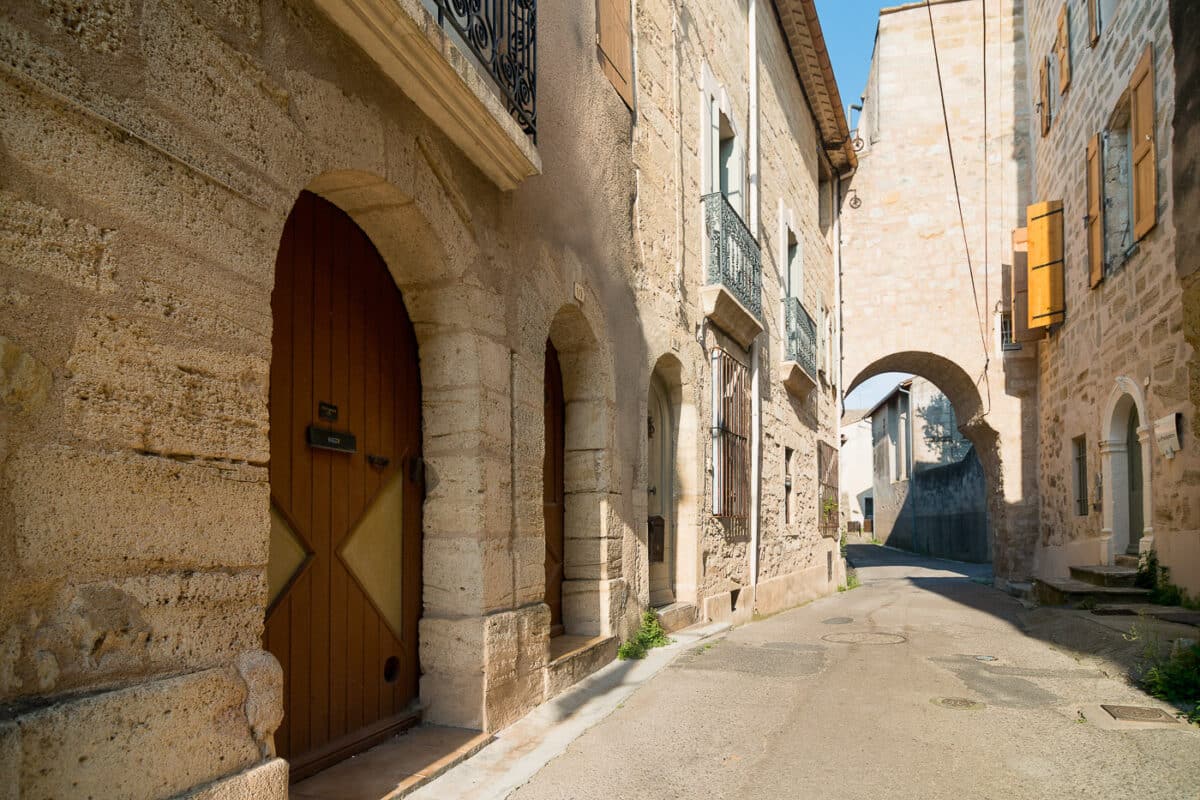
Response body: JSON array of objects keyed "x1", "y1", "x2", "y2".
[
  {"x1": 344, "y1": 221, "x2": 368, "y2": 735},
  {"x1": 327, "y1": 204, "x2": 351, "y2": 742}
]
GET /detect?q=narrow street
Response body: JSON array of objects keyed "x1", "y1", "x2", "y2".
[{"x1": 508, "y1": 546, "x2": 1200, "y2": 800}]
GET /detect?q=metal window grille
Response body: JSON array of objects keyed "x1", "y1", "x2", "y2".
[
  {"x1": 1000, "y1": 311, "x2": 1021, "y2": 350},
  {"x1": 818, "y1": 440, "x2": 839, "y2": 538},
  {"x1": 1073, "y1": 435, "x2": 1089, "y2": 516},
  {"x1": 711, "y1": 348, "x2": 750, "y2": 520}
]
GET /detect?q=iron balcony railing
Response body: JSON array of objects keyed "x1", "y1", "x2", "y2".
[
  {"x1": 702, "y1": 192, "x2": 762, "y2": 319},
  {"x1": 783, "y1": 296, "x2": 818, "y2": 380},
  {"x1": 433, "y1": 0, "x2": 537, "y2": 139}
]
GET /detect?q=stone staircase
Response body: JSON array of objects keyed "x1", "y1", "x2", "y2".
[{"x1": 1034, "y1": 559, "x2": 1150, "y2": 607}]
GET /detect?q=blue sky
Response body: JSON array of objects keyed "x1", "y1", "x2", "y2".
[
  {"x1": 814, "y1": 1, "x2": 892, "y2": 110},
  {"x1": 814, "y1": 2, "x2": 909, "y2": 411}
]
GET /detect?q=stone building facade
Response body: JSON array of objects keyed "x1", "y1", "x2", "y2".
[
  {"x1": 1022, "y1": 0, "x2": 1197, "y2": 591},
  {"x1": 840, "y1": 0, "x2": 1040, "y2": 580},
  {"x1": 0, "y1": 0, "x2": 851, "y2": 795}
]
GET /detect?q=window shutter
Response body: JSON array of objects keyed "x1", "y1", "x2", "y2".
[
  {"x1": 1009, "y1": 229, "x2": 1040, "y2": 342},
  {"x1": 1087, "y1": 0, "x2": 1099, "y2": 46},
  {"x1": 1086, "y1": 133, "x2": 1104, "y2": 287},
  {"x1": 1039, "y1": 59, "x2": 1050, "y2": 137},
  {"x1": 597, "y1": 0, "x2": 634, "y2": 109},
  {"x1": 1130, "y1": 44, "x2": 1157, "y2": 240},
  {"x1": 1027, "y1": 200, "x2": 1065, "y2": 329},
  {"x1": 1056, "y1": 5, "x2": 1071, "y2": 93}
]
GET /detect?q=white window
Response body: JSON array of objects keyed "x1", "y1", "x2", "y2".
[
  {"x1": 714, "y1": 106, "x2": 744, "y2": 217},
  {"x1": 785, "y1": 229, "x2": 803, "y2": 299}
]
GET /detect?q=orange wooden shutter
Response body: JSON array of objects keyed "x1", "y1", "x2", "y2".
[
  {"x1": 1087, "y1": 0, "x2": 1099, "y2": 46},
  {"x1": 1007, "y1": 234, "x2": 1040, "y2": 343},
  {"x1": 1130, "y1": 44, "x2": 1157, "y2": 240},
  {"x1": 1027, "y1": 200, "x2": 1065, "y2": 329},
  {"x1": 1056, "y1": 5, "x2": 1071, "y2": 93},
  {"x1": 597, "y1": 0, "x2": 634, "y2": 108},
  {"x1": 1039, "y1": 59, "x2": 1050, "y2": 136},
  {"x1": 1086, "y1": 133, "x2": 1104, "y2": 287}
]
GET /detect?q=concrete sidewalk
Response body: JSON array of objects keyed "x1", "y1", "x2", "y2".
[{"x1": 408, "y1": 620, "x2": 730, "y2": 800}]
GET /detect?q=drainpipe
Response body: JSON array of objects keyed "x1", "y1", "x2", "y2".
[
  {"x1": 833, "y1": 172, "x2": 844, "y2": 564},
  {"x1": 748, "y1": 0, "x2": 762, "y2": 595}
]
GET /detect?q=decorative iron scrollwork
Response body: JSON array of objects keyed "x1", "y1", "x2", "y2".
[
  {"x1": 702, "y1": 192, "x2": 763, "y2": 320},
  {"x1": 435, "y1": 0, "x2": 537, "y2": 139}
]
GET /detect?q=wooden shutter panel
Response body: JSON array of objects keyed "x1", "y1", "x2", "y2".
[
  {"x1": 1087, "y1": 0, "x2": 1099, "y2": 46},
  {"x1": 1056, "y1": 5, "x2": 1071, "y2": 93},
  {"x1": 597, "y1": 0, "x2": 633, "y2": 109},
  {"x1": 1009, "y1": 230, "x2": 1039, "y2": 342},
  {"x1": 1027, "y1": 200, "x2": 1065, "y2": 329},
  {"x1": 1086, "y1": 133, "x2": 1104, "y2": 287},
  {"x1": 1130, "y1": 44, "x2": 1157, "y2": 240},
  {"x1": 1039, "y1": 59, "x2": 1050, "y2": 137}
]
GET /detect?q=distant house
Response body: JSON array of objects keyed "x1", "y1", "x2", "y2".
[
  {"x1": 840, "y1": 409, "x2": 874, "y2": 533},
  {"x1": 867, "y1": 378, "x2": 989, "y2": 562}
]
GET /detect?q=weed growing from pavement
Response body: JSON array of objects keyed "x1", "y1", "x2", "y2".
[
  {"x1": 617, "y1": 611, "x2": 672, "y2": 660},
  {"x1": 1126, "y1": 616, "x2": 1200, "y2": 724},
  {"x1": 837, "y1": 570, "x2": 861, "y2": 593}
]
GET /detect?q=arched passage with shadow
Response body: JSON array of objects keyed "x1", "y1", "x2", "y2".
[{"x1": 846, "y1": 351, "x2": 1001, "y2": 569}]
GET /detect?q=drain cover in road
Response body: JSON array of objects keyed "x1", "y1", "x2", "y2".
[
  {"x1": 1100, "y1": 704, "x2": 1179, "y2": 723},
  {"x1": 821, "y1": 617, "x2": 853, "y2": 625},
  {"x1": 821, "y1": 631, "x2": 906, "y2": 645},
  {"x1": 974, "y1": 655, "x2": 997, "y2": 662},
  {"x1": 933, "y1": 697, "x2": 985, "y2": 711}
]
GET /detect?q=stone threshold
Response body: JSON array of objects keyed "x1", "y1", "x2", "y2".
[{"x1": 290, "y1": 725, "x2": 492, "y2": 800}]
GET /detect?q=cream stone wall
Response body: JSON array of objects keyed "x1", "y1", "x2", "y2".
[
  {"x1": 1, "y1": 0, "x2": 852, "y2": 794},
  {"x1": 631, "y1": 0, "x2": 845, "y2": 619},
  {"x1": 1024, "y1": 0, "x2": 1198, "y2": 591},
  {"x1": 0, "y1": 0, "x2": 648, "y2": 795},
  {"x1": 841, "y1": 0, "x2": 1040, "y2": 581}
]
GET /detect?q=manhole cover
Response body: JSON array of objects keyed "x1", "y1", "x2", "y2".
[
  {"x1": 974, "y1": 655, "x2": 997, "y2": 662},
  {"x1": 1100, "y1": 704, "x2": 1179, "y2": 723},
  {"x1": 822, "y1": 617, "x2": 854, "y2": 625},
  {"x1": 821, "y1": 631, "x2": 907, "y2": 645},
  {"x1": 933, "y1": 697, "x2": 985, "y2": 711}
]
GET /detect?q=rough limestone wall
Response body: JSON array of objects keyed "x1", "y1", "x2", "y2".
[
  {"x1": 911, "y1": 448, "x2": 990, "y2": 562},
  {"x1": 0, "y1": 0, "x2": 641, "y2": 792},
  {"x1": 630, "y1": 0, "x2": 839, "y2": 615},
  {"x1": 841, "y1": 0, "x2": 1038, "y2": 580},
  {"x1": 1025, "y1": 0, "x2": 1197, "y2": 590},
  {"x1": 755, "y1": 1, "x2": 840, "y2": 588}
]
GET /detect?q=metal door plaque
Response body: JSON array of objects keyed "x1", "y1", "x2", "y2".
[{"x1": 306, "y1": 425, "x2": 356, "y2": 453}]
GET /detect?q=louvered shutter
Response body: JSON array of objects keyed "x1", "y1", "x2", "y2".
[
  {"x1": 1086, "y1": 133, "x2": 1104, "y2": 287},
  {"x1": 1130, "y1": 44, "x2": 1157, "y2": 240},
  {"x1": 1009, "y1": 229, "x2": 1040, "y2": 342},
  {"x1": 1039, "y1": 59, "x2": 1050, "y2": 136},
  {"x1": 597, "y1": 0, "x2": 634, "y2": 109},
  {"x1": 1056, "y1": 5, "x2": 1071, "y2": 93},
  {"x1": 1027, "y1": 200, "x2": 1065, "y2": 329}
]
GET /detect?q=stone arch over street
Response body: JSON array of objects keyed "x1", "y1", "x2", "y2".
[{"x1": 843, "y1": 349, "x2": 1023, "y2": 576}]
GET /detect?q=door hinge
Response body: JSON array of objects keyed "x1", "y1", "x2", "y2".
[{"x1": 408, "y1": 455, "x2": 425, "y2": 485}]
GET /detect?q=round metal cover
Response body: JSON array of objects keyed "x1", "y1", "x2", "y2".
[
  {"x1": 822, "y1": 617, "x2": 854, "y2": 625},
  {"x1": 933, "y1": 697, "x2": 985, "y2": 711},
  {"x1": 821, "y1": 631, "x2": 907, "y2": 645},
  {"x1": 974, "y1": 655, "x2": 997, "y2": 662}
]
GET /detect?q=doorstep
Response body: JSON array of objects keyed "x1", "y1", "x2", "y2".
[
  {"x1": 545, "y1": 635, "x2": 618, "y2": 701},
  {"x1": 290, "y1": 725, "x2": 492, "y2": 800}
]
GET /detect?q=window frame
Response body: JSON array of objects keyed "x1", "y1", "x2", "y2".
[{"x1": 1072, "y1": 435, "x2": 1089, "y2": 516}]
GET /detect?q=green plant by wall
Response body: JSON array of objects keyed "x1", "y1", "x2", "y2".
[
  {"x1": 837, "y1": 569, "x2": 861, "y2": 593},
  {"x1": 617, "y1": 611, "x2": 672, "y2": 660},
  {"x1": 1137, "y1": 551, "x2": 1200, "y2": 609}
]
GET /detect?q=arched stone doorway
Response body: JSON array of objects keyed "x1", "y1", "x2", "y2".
[
  {"x1": 644, "y1": 354, "x2": 701, "y2": 613},
  {"x1": 1100, "y1": 377, "x2": 1154, "y2": 560},
  {"x1": 266, "y1": 190, "x2": 423, "y2": 778}
]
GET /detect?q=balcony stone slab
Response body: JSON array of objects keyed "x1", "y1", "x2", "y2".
[
  {"x1": 781, "y1": 359, "x2": 817, "y2": 400},
  {"x1": 313, "y1": 0, "x2": 541, "y2": 191},
  {"x1": 700, "y1": 284, "x2": 764, "y2": 350}
]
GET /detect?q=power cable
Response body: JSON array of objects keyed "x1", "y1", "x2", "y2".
[{"x1": 925, "y1": 0, "x2": 992, "y2": 407}]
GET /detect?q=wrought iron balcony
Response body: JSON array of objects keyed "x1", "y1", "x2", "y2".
[
  {"x1": 783, "y1": 296, "x2": 818, "y2": 381},
  {"x1": 433, "y1": 0, "x2": 537, "y2": 138},
  {"x1": 702, "y1": 193, "x2": 762, "y2": 320}
]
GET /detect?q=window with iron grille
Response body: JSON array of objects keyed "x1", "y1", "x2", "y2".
[
  {"x1": 711, "y1": 348, "x2": 750, "y2": 520},
  {"x1": 1072, "y1": 435, "x2": 1089, "y2": 516},
  {"x1": 818, "y1": 440, "x2": 839, "y2": 538}
]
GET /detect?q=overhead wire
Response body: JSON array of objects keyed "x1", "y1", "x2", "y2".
[{"x1": 924, "y1": 0, "x2": 993, "y2": 414}]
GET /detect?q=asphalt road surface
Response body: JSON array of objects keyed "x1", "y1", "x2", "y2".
[{"x1": 509, "y1": 545, "x2": 1200, "y2": 800}]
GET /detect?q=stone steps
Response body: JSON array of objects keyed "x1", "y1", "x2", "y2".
[
  {"x1": 1114, "y1": 554, "x2": 1140, "y2": 568},
  {"x1": 1034, "y1": 576, "x2": 1151, "y2": 607},
  {"x1": 1069, "y1": 564, "x2": 1139, "y2": 587}
]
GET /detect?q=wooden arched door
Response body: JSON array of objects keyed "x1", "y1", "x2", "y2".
[
  {"x1": 544, "y1": 341, "x2": 565, "y2": 637},
  {"x1": 266, "y1": 191, "x2": 423, "y2": 779}
]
